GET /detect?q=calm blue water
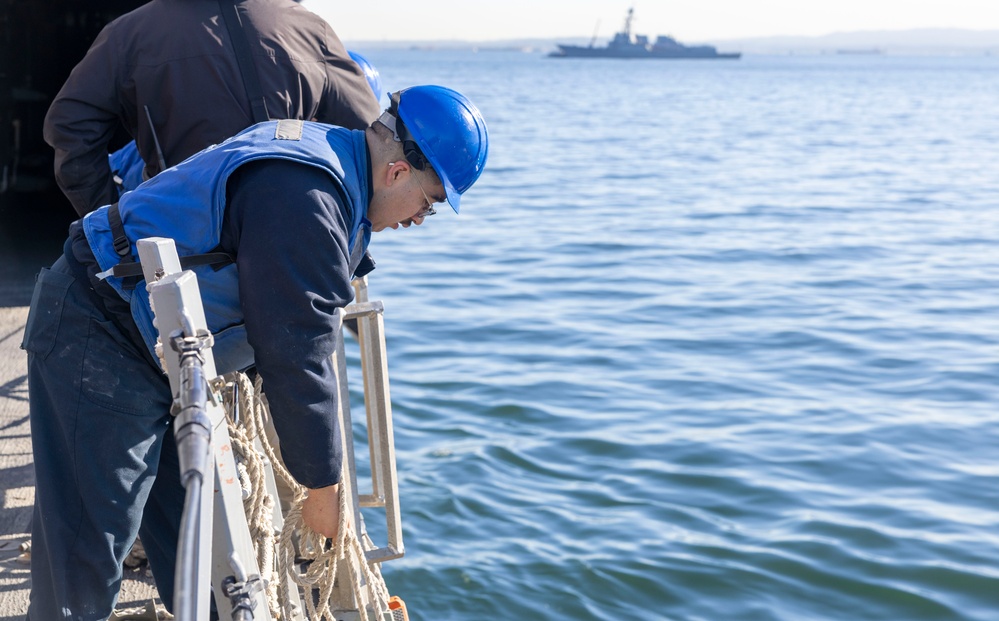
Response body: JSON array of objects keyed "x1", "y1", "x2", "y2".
[{"x1": 345, "y1": 51, "x2": 999, "y2": 620}]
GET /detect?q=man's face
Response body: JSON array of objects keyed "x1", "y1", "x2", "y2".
[{"x1": 369, "y1": 163, "x2": 447, "y2": 232}]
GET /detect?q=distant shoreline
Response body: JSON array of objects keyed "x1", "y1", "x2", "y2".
[
  {"x1": 344, "y1": 28, "x2": 999, "y2": 57},
  {"x1": 345, "y1": 45, "x2": 998, "y2": 58}
]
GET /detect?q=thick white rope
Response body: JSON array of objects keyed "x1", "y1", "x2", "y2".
[
  {"x1": 224, "y1": 373, "x2": 280, "y2": 619},
  {"x1": 224, "y1": 372, "x2": 391, "y2": 620}
]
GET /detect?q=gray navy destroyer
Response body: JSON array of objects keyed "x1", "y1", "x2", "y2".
[{"x1": 550, "y1": 8, "x2": 741, "y2": 60}]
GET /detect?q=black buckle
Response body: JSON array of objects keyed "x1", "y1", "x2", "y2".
[{"x1": 113, "y1": 235, "x2": 131, "y2": 257}]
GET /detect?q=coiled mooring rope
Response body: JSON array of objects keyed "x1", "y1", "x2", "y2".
[{"x1": 223, "y1": 372, "x2": 391, "y2": 620}]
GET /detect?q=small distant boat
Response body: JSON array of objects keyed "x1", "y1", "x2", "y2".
[{"x1": 550, "y1": 8, "x2": 741, "y2": 60}]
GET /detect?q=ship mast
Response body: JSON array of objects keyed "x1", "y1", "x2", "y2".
[
  {"x1": 623, "y1": 7, "x2": 634, "y2": 41},
  {"x1": 589, "y1": 19, "x2": 601, "y2": 47}
]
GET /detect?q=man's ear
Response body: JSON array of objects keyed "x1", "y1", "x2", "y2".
[{"x1": 385, "y1": 160, "x2": 410, "y2": 187}]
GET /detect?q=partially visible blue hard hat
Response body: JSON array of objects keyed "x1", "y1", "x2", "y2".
[
  {"x1": 393, "y1": 85, "x2": 489, "y2": 213},
  {"x1": 347, "y1": 50, "x2": 383, "y2": 102}
]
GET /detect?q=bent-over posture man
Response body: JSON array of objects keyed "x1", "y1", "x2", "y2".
[{"x1": 23, "y1": 85, "x2": 488, "y2": 620}]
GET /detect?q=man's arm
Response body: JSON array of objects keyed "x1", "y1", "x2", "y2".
[
  {"x1": 226, "y1": 159, "x2": 358, "y2": 537},
  {"x1": 43, "y1": 23, "x2": 122, "y2": 216}
]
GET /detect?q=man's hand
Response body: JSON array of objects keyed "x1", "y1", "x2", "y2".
[{"x1": 301, "y1": 483, "x2": 341, "y2": 540}]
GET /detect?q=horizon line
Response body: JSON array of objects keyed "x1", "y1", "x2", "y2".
[{"x1": 342, "y1": 26, "x2": 999, "y2": 45}]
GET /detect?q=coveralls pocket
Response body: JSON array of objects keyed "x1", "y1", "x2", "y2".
[
  {"x1": 20, "y1": 267, "x2": 74, "y2": 361},
  {"x1": 81, "y1": 317, "x2": 164, "y2": 416}
]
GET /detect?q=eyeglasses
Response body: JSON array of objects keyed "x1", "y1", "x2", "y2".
[
  {"x1": 411, "y1": 169, "x2": 441, "y2": 219},
  {"x1": 388, "y1": 161, "x2": 444, "y2": 220}
]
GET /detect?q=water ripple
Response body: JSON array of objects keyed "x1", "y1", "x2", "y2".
[{"x1": 354, "y1": 51, "x2": 999, "y2": 620}]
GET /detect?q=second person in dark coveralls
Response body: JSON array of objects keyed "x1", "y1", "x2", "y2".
[{"x1": 43, "y1": 0, "x2": 381, "y2": 217}]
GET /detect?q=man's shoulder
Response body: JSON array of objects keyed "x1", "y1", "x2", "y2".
[
  {"x1": 243, "y1": 0, "x2": 330, "y2": 32},
  {"x1": 101, "y1": 0, "x2": 221, "y2": 43},
  {"x1": 226, "y1": 159, "x2": 351, "y2": 233}
]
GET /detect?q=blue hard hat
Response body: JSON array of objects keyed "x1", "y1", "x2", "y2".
[
  {"x1": 347, "y1": 50, "x2": 383, "y2": 102},
  {"x1": 393, "y1": 86, "x2": 489, "y2": 213}
]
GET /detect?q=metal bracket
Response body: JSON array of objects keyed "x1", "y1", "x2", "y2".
[
  {"x1": 138, "y1": 238, "x2": 273, "y2": 621},
  {"x1": 346, "y1": 277, "x2": 405, "y2": 563}
]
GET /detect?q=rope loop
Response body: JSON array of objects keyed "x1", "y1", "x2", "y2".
[{"x1": 221, "y1": 372, "x2": 391, "y2": 620}]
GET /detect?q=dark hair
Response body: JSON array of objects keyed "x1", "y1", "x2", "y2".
[{"x1": 388, "y1": 93, "x2": 430, "y2": 171}]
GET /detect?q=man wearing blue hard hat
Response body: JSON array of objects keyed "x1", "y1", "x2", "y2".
[{"x1": 22, "y1": 85, "x2": 488, "y2": 620}]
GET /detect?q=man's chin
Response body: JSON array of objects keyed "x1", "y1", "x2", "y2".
[{"x1": 374, "y1": 220, "x2": 413, "y2": 232}]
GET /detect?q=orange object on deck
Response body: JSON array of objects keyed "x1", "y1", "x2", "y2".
[{"x1": 388, "y1": 595, "x2": 410, "y2": 621}]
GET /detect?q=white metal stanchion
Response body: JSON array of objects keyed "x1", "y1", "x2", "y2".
[{"x1": 345, "y1": 280, "x2": 405, "y2": 563}]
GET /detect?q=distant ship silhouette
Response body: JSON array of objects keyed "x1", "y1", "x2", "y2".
[
  {"x1": 550, "y1": 8, "x2": 741, "y2": 59},
  {"x1": 835, "y1": 48, "x2": 885, "y2": 55}
]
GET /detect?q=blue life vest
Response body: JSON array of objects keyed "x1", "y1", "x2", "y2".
[
  {"x1": 109, "y1": 140, "x2": 145, "y2": 195},
  {"x1": 83, "y1": 120, "x2": 371, "y2": 373}
]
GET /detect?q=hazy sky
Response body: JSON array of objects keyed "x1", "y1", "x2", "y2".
[{"x1": 303, "y1": 0, "x2": 999, "y2": 42}]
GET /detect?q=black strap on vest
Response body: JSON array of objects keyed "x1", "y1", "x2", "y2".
[
  {"x1": 106, "y1": 201, "x2": 141, "y2": 289},
  {"x1": 108, "y1": 202, "x2": 131, "y2": 259},
  {"x1": 218, "y1": 0, "x2": 269, "y2": 124},
  {"x1": 108, "y1": 252, "x2": 236, "y2": 280},
  {"x1": 105, "y1": 202, "x2": 235, "y2": 281}
]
